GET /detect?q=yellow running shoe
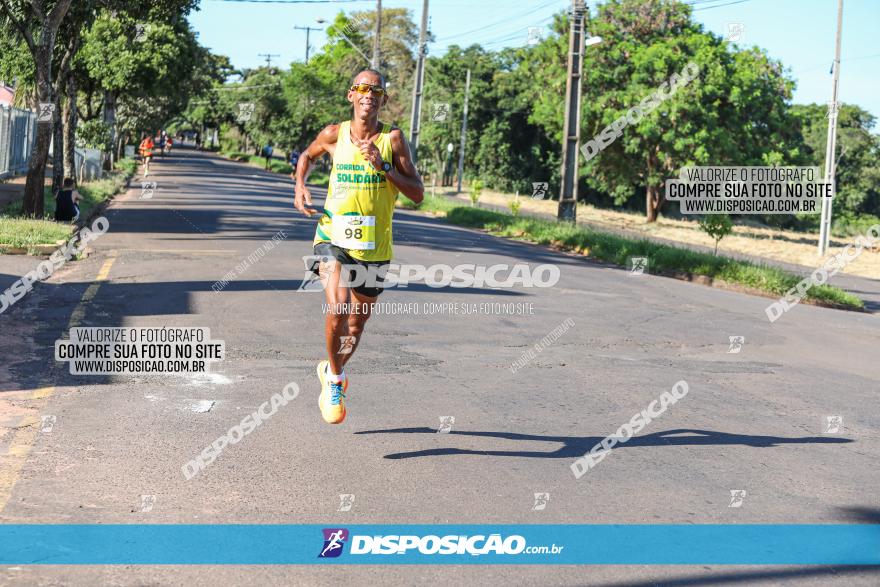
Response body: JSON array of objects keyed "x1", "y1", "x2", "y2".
[{"x1": 317, "y1": 360, "x2": 347, "y2": 424}]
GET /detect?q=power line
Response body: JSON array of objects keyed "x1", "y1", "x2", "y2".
[
  {"x1": 210, "y1": 83, "x2": 281, "y2": 91},
  {"x1": 691, "y1": 0, "x2": 753, "y2": 11},
  {"x1": 793, "y1": 52, "x2": 880, "y2": 75},
  {"x1": 207, "y1": 0, "x2": 368, "y2": 4},
  {"x1": 434, "y1": 0, "x2": 561, "y2": 43},
  {"x1": 480, "y1": 15, "x2": 555, "y2": 49}
]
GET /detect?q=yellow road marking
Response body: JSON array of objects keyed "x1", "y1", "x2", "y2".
[
  {"x1": 66, "y1": 255, "x2": 116, "y2": 330},
  {"x1": 0, "y1": 252, "x2": 117, "y2": 514},
  {"x1": 117, "y1": 248, "x2": 235, "y2": 254},
  {"x1": 30, "y1": 386, "x2": 54, "y2": 400}
]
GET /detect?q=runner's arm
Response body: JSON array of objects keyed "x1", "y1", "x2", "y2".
[
  {"x1": 294, "y1": 124, "x2": 338, "y2": 216},
  {"x1": 296, "y1": 125, "x2": 338, "y2": 186},
  {"x1": 387, "y1": 129, "x2": 424, "y2": 204}
]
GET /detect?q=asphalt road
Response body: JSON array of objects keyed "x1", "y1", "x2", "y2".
[{"x1": 0, "y1": 147, "x2": 878, "y2": 586}]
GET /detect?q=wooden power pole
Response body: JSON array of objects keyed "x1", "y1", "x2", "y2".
[
  {"x1": 557, "y1": 0, "x2": 586, "y2": 222},
  {"x1": 408, "y1": 0, "x2": 429, "y2": 163}
]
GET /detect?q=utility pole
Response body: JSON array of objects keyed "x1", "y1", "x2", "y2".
[
  {"x1": 557, "y1": 0, "x2": 586, "y2": 222},
  {"x1": 294, "y1": 26, "x2": 320, "y2": 63},
  {"x1": 258, "y1": 53, "x2": 280, "y2": 70},
  {"x1": 408, "y1": 0, "x2": 429, "y2": 163},
  {"x1": 371, "y1": 0, "x2": 382, "y2": 69},
  {"x1": 456, "y1": 68, "x2": 471, "y2": 194},
  {"x1": 818, "y1": 0, "x2": 844, "y2": 255}
]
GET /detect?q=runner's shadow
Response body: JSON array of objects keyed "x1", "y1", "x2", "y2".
[{"x1": 352, "y1": 428, "x2": 853, "y2": 460}]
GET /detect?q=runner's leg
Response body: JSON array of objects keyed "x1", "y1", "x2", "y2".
[
  {"x1": 319, "y1": 257, "x2": 351, "y2": 377},
  {"x1": 340, "y1": 289, "x2": 376, "y2": 369}
]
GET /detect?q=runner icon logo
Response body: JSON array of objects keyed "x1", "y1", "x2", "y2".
[
  {"x1": 338, "y1": 494, "x2": 355, "y2": 512},
  {"x1": 437, "y1": 416, "x2": 455, "y2": 434},
  {"x1": 135, "y1": 23, "x2": 150, "y2": 42},
  {"x1": 338, "y1": 336, "x2": 356, "y2": 355},
  {"x1": 432, "y1": 103, "x2": 450, "y2": 122},
  {"x1": 527, "y1": 27, "x2": 543, "y2": 46},
  {"x1": 37, "y1": 103, "x2": 55, "y2": 123},
  {"x1": 40, "y1": 415, "x2": 56, "y2": 433},
  {"x1": 237, "y1": 103, "x2": 255, "y2": 123},
  {"x1": 630, "y1": 256, "x2": 648, "y2": 275},
  {"x1": 824, "y1": 415, "x2": 843, "y2": 434},
  {"x1": 728, "y1": 490, "x2": 746, "y2": 508},
  {"x1": 531, "y1": 182, "x2": 548, "y2": 200},
  {"x1": 726, "y1": 23, "x2": 744, "y2": 42},
  {"x1": 532, "y1": 493, "x2": 550, "y2": 511},
  {"x1": 140, "y1": 495, "x2": 156, "y2": 512},
  {"x1": 727, "y1": 336, "x2": 744, "y2": 354},
  {"x1": 319, "y1": 528, "x2": 349, "y2": 558},
  {"x1": 141, "y1": 181, "x2": 157, "y2": 199}
]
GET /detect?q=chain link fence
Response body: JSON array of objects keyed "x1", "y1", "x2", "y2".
[
  {"x1": 73, "y1": 147, "x2": 103, "y2": 182},
  {"x1": 0, "y1": 104, "x2": 36, "y2": 181}
]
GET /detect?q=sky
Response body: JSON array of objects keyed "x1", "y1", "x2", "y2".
[{"x1": 189, "y1": 0, "x2": 880, "y2": 121}]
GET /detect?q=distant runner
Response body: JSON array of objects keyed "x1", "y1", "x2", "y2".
[
  {"x1": 262, "y1": 143, "x2": 274, "y2": 170},
  {"x1": 156, "y1": 130, "x2": 167, "y2": 157},
  {"x1": 294, "y1": 68, "x2": 424, "y2": 424}
]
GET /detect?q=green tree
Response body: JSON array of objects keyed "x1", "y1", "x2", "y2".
[
  {"x1": 0, "y1": 0, "x2": 74, "y2": 217},
  {"x1": 524, "y1": 0, "x2": 803, "y2": 222},
  {"x1": 791, "y1": 103, "x2": 880, "y2": 219},
  {"x1": 0, "y1": 0, "x2": 200, "y2": 213},
  {"x1": 417, "y1": 45, "x2": 552, "y2": 192},
  {"x1": 79, "y1": 8, "x2": 209, "y2": 158},
  {"x1": 173, "y1": 53, "x2": 235, "y2": 147}
]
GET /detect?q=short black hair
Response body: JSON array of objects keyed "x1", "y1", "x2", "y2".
[{"x1": 351, "y1": 68, "x2": 386, "y2": 89}]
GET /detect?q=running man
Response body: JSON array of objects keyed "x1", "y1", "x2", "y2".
[
  {"x1": 156, "y1": 130, "x2": 166, "y2": 158},
  {"x1": 138, "y1": 133, "x2": 155, "y2": 177},
  {"x1": 294, "y1": 69, "x2": 424, "y2": 424}
]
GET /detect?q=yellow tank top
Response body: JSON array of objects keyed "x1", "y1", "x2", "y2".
[{"x1": 313, "y1": 120, "x2": 399, "y2": 261}]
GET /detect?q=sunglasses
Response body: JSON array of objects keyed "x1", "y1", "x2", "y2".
[{"x1": 350, "y1": 83, "x2": 387, "y2": 97}]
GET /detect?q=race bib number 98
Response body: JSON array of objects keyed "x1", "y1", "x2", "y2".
[{"x1": 331, "y1": 215, "x2": 376, "y2": 250}]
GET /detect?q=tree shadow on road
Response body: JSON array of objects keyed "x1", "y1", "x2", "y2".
[{"x1": 353, "y1": 427, "x2": 853, "y2": 460}]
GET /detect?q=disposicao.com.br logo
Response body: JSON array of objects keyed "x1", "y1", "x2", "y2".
[
  {"x1": 298, "y1": 257, "x2": 561, "y2": 292},
  {"x1": 318, "y1": 529, "x2": 563, "y2": 558},
  {"x1": 318, "y1": 528, "x2": 349, "y2": 558}
]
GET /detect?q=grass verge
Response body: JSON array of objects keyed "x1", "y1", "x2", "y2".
[
  {"x1": 403, "y1": 196, "x2": 864, "y2": 311},
  {"x1": 0, "y1": 158, "x2": 135, "y2": 253}
]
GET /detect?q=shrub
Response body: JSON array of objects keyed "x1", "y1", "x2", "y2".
[{"x1": 698, "y1": 214, "x2": 734, "y2": 255}]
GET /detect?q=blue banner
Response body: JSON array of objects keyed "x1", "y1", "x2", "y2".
[{"x1": 1, "y1": 524, "x2": 878, "y2": 565}]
